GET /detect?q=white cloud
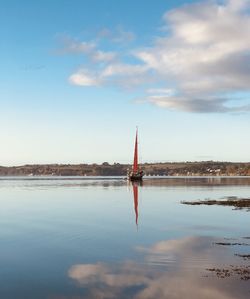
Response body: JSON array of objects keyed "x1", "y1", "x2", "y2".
[
  {"x1": 69, "y1": 69, "x2": 102, "y2": 86},
  {"x1": 91, "y1": 50, "x2": 117, "y2": 62},
  {"x1": 59, "y1": 36, "x2": 117, "y2": 64},
  {"x1": 112, "y1": 27, "x2": 136, "y2": 43},
  {"x1": 97, "y1": 26, "x2": 136, "y2": 43},
  {"x1": 145, "y1": 95, "x2": 250, "y2": 113},
  {"x1": 102, "y1": 63, "x2": 148, "y2": 77},
  {"x1": 60, "y1": 37, "x2": 96, "y2": 54},
  {"x1": 65, "y1": 0, "x2": 250, "y2": 112},
  {"x1": 135, "y1": 0, "x2": 250, "y2": 112},
  {"x1": 69, "y1": 63, "x2": 150, "y2": 87},
  {"x1": 146, "y1": 88, "x2": 175, "y2": 95}
]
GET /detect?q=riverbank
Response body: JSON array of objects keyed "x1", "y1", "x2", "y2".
[{"x1": 1, "y1": 161, "x2": 250, "y2": 176}]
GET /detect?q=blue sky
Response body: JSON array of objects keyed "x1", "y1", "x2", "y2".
[{"x1": 1, "y1": 0, "x2": 250, "y2": 166}]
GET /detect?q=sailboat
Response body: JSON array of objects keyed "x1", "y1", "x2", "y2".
[{"x1": 128, "y1": 129, "x2": 144, "y2": 181}]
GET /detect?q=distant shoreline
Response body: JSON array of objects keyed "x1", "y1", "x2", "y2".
[
  {"x1": 1, "y1": 175, "x2": 250, "y2": 179},
  {"x1": 1, "y1": 161, "x2": 250, "y2": 176}
]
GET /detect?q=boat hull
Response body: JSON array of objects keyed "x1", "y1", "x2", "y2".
[{"x1": 128, "y1": 171, "x2": 144, "y2": 181}]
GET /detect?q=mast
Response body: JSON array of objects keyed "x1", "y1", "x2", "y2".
[{"x1": 133, "y1": 128, "x2": 138, "y2": 173}]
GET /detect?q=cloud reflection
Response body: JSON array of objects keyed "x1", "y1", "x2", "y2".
[{"x1": 68, "y1": 236, "x2": 249, "y2": 299}]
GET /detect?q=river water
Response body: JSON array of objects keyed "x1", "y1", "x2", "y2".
[{"x1": 0, "y1": 177, "x2": 249, "y2": 299}]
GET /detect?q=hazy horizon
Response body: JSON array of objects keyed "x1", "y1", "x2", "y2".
[{"x1": 2, "y1": 159, "x2": 250, "y2": 168}]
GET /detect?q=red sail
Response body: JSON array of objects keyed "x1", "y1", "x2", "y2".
[{"x1": 133, "y1": 129, "x2": 138, "y2": 172}]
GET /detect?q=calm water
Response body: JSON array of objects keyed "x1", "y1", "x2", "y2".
[{"x1": 0, "y1": 177, "x2": 250, "y2": 299}]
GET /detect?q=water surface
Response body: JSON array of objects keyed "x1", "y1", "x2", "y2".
[{"x1": 0, "y1": 177, "x2": 249, "y2": 299}]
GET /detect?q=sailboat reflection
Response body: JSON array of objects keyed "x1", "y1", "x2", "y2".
[{"x1": 131, "y1": 181, "x2": 143, "y2": 228}]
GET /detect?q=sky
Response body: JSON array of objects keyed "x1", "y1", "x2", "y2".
[{"x1": 1, "y1": 0, "x2": 250, "y2": 166}]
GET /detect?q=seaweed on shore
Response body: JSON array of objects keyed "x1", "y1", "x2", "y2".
[
  {"x1": 235, "y1": 254, "x2": 250, "y2": 260},
  {"x1": 181, "y1": 196, "x2": 250, "y2": 211},
  {"x1": 213, "y1": 242, "x2": 250, "y2": 246},
  {"x1": 206, "y1": 266, "x2": 250, "y2": 280}
]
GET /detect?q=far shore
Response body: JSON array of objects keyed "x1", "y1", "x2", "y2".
[{"x1": 1, "y1": 161, "x2": 250, "y2": 177}]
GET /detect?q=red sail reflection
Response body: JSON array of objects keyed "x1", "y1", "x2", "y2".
[{"x1": 133, "y1": 183, "x2": 139, "y2": 226}]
